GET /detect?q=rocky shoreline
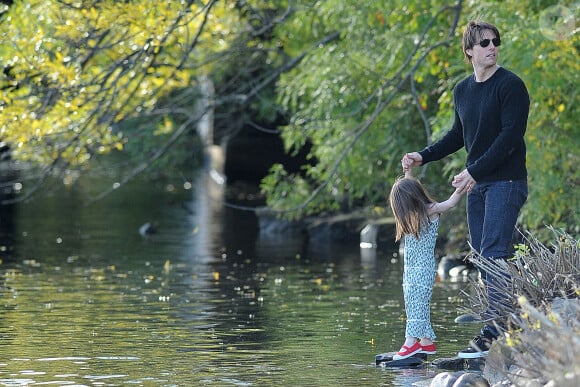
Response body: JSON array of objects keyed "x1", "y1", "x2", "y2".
[{"x1": 375, "y1": 296, "x2": 580, "y2": 387}]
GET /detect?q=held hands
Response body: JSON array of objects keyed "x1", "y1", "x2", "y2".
[
  {"x1": 401, "y1": 152, "x2": 422, "y2": 178},
  {"x1": 400, "y1": 153, "x2": 475, "y2": 193},
  {"x1": 452, "y1": 169, "x2": 476, "y2": 193},
  {"x1": 401, "y1": 152, "x2": 422, "y2": 172}
]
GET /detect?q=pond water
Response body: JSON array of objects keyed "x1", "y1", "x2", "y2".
[{"x1": 0, "y1": 170, "x2": 481, "y2": 386}]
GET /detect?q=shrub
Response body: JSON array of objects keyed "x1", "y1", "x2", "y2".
[{"x1": 462, "y1": 227, "x2": 580, "y2": 385}]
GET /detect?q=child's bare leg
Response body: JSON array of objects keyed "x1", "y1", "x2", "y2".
[
  {"x1": 403, "y1": 336, "x2": 417, "y2": 347},
  {"x1": 420, "y1": 337, "x2": 433, "y2": 345}
]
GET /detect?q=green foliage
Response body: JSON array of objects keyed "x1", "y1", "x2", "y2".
[
  {"x1": 0, "y1": 0, "x2": 577, "y2": 236},
  {"x1": 267, "y1": 0, "x2": 467, "y2": 217},
  {"x1": 0, "y1": 0, "x2": 240, "y2": 181},
  {"x1": 264, "y1": 0, "x2": 579, "y2": 235}
]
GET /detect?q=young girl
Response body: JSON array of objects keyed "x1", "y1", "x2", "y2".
[{"x1": 388, "y1": 169, "x2": 463, "y2": 360}]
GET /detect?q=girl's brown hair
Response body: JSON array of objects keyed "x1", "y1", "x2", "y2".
[
  {"x1": 389, "y1": 176, "x2": 435, "y2": 241},
  {"x1": 462, "y1": 20, "x2": 501, "y2": 63}
]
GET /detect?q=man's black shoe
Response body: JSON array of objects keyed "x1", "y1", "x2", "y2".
[{"x1": 457, "y1": 334, "x2": 493, "y2": 359}]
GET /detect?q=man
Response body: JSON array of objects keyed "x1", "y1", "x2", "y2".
[{"x1": 402, "y1": 20, "x2": 529, "y2": 359}]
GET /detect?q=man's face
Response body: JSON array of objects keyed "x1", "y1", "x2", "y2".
[{"x1": 467, "y1": 29, "x2": 499, "y2": 68}]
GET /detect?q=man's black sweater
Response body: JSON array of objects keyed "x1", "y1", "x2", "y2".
[{"x1": 419, "y1": 67, "x2": 529, "y2": 182}]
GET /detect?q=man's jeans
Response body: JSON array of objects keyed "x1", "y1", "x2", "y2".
[{"x1": 467, "y1": 179, "x2": 528, "y2": 324}]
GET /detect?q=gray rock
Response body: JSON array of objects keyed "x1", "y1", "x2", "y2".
[
  {"x1": 482, "y1": 339, "x2": 515, "y2": 385},
  {"x1": 430, "y1": 372, "x2": 490, "y2": 387},
  {"x1": 432, "y1": 357, "x2": 466, "y2": 371},
  {"x1": 449, "y1": 265, "x2": 470, "y2": 278},
  {"x1": 490, "y1": 380, "x2": 511, "y2": 386},
  {"x1": 511, "y1": 367, "x2": 543, "y2": 387},
  {"x1": 430, "y1": 371, "x2": 461, "y2": 387},
  {"x1": 465, "y1": 358, "x2": 486, "y2": 371},
  {"x1": 453, "y1": 372, "x2": 490, "y2": 386},
  {"x1": 438, "y1": 255, "x2": 462, "y2": 280},
  {"x1": 454, "y1": 313, "x2": 483, "y2": 324},
  {"x1": 550, "y1": 297, "x2": 580, "y2": 328}
]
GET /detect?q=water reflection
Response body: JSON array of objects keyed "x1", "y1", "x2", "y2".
[{"x1": 0, "y1": 170, "x2": 480, "y2": 386}]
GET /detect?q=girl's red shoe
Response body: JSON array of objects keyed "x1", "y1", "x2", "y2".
[
  {"x1": 420, "y1": 342, "x2": 437, "y2": 354},
  {"x1": 392, "y1": 341, "x2": 422, "y2": 360}
]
